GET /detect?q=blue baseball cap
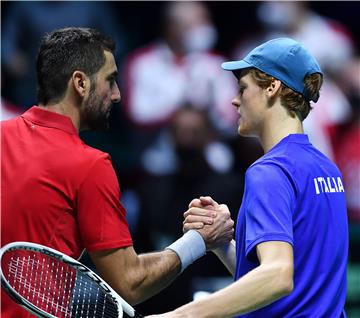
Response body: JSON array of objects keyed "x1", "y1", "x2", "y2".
[{"x1": 222, "y1": 38, "x2": 322, "y2": 102}]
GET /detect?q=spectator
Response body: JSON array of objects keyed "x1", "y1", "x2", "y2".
[
  {"x1": 333, "y1": 56, "x2": 360, "y2": 224},
  {"x1": 0, "y1": 98, "x2": 22, "y2": 121},
  {"x1": 1, "y1": 2, "x2": 127, "y2": 108},
  {"x1": 256, "y1": 2, "x2": 354, "y2": 75},
  {"x1": 124, "y1": 2, "x2": 238, "y2": 137},
  {"x1": 141, "y1": 105, "x2": 235, "y2": 177},
  {"x1": 134, "y1": 106, "x2": 243, "y2": 313}
]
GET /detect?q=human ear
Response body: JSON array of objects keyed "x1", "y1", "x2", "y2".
[
  {"x1": 266, "y1": 79, "x2": 282, "y2": 98},
  {"x1": 72, "y1": 71, "x2": 88, "y2": 97}
]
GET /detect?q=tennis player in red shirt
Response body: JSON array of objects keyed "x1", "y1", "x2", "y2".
[{"x1": 1, "y1": 27, "x2": 234, "y2": 317}]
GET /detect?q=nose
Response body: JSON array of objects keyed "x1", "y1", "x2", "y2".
[
  {"x1": 112, "y1": 82, "x2": 121, "y2": 103},
  {"x1": 232, "y1": 97, "x2": 240, "y2": 109}
]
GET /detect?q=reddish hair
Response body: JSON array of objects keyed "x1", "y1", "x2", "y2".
[{"x1": 247, "y1": 69, "x2": 323, "y2": 121}]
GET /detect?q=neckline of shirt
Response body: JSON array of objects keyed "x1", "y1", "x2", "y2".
[
  {"x1": 267, "y1": 134, "x2": 310, "y2": 154},
  {"x1": 21, "y1": 106, "x2": 78, "y2": 135}
]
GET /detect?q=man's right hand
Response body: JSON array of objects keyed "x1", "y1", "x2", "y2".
[{"x1": 183, "y1": 196, "x2": 234, "y2": 250}]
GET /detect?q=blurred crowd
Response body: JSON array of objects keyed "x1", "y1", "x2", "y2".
[{"x1": 1, "y1": 1, "x2": 359, "y2": 315}]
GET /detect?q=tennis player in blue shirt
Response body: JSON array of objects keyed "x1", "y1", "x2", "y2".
[{"x1": 149, "y1": 38, "x2": 348, "y2": 317}]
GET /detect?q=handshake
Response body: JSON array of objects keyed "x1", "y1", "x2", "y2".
[
  {"x1": 182, "y1": 196, "x2": 234, "y2": 251},
  {"x1": 146, "y1": 196, "x2": 236, "y2": 318}
]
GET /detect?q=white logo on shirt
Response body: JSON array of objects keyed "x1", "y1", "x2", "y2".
[{"x1": 313, "y1": 177, "x2": 345, "y2": 194}]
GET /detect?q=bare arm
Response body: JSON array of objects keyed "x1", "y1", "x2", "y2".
[
  {"x1": 212, "y1": 239, "x2": 236, "y2": 276},
  {"x1": 89, "y1": 201, "x2": 234, "y2": 306},
  {"x1": 89, "y1": 247, "x2": 180, "y2": 305},
  {"x1": 148, "y1": 241, "x2": 294, "y2": 318}
]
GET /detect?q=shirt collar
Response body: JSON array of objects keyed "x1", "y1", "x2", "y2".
[
  {"x1": 282, "y1": 134, "x2": 310, "y2": 144},
  {"x1": 21, "y1": 106, "x2": 78, "y2": 135},
  {"x1": 266, "y1": 134, "x2": 310, "y2": 154}
]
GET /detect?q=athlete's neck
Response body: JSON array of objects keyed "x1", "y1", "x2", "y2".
[
  {"x1": 38, "y1": 102, "x2": 81, "y2": 133},
  {"x1": 259, "y1": 109, "x2": 304, "y2": 154}
]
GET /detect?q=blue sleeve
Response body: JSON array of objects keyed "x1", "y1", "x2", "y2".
[{"x1": 244, "y1": 162, "x2": 296, "y2": 262}]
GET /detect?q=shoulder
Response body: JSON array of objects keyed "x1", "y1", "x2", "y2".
[
  {"x1": 73, "y1": 144, "x2": 118, "y2": 189},
  {"x1": 246, "y1": 161, "x2": 288, "y2": 185},
  {"x1": 1, "y1": 115, "x2": 21, "y2": 126},
  {"x1": 125, "y1": 43, "x2": 164, "y2": 66},
  {"x1": 1, "y1": 115, "x2": 28, "y2": 137},
  {"x1": 244, "y1": 161, "x2": 297, "y2": 209},
  {"x1": 124, "y1": 43, "x2": 169, "y2": 81},
  {"x1": 75, "y1": 142, "x2": 112, "y2": 169},
  {"x1": 245, "y1": 153, "x2": 297, "y2": 195},
  {"x1": 187, "y1": 50, "x2": 227, "y2": 68},
  {"x1": 247, "y1": 145, "x2": 295, "y2": 181},
  {"x1": 250, "y1": 139, "x2": 312, "y2": 173}
]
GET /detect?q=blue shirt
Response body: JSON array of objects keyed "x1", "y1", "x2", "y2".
[{"x1": 235, "y1": 134, "x2": 348, "y2": 317}]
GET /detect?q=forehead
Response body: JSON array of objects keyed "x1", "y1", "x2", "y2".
[
  {"x1": 237, "y1": 72, "x2": 254, "y2": 86},
  {"x1": 99, "y1": 50, "x2": 117, "y2": 75}
]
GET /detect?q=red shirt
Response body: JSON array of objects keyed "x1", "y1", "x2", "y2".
[
  {"x1": 1, "y1": 106, "x2": 133, "y2": 317},
  {"x1": 334, "y1": 124, "x2": 360, "y2": 222}
]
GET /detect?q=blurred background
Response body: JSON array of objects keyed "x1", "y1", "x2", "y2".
[{"x1": 1, "y1": 1, "x2": 359, "y2": 316}]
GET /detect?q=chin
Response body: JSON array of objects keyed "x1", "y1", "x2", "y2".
[
  {"x1": 239, "y1": 127, "x2": 258, "y2": 138},
  {"x1": 238, "y1": 125, "x2": 249, "y2": 137}
]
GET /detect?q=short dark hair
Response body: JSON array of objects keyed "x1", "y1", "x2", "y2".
[{"x1": 36, "y1": 27, "x2": 115, "y2": 105}]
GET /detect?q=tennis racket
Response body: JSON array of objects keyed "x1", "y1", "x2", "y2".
[{"x1": 0, "y1": 242, "x2": 143, "y2": 318}]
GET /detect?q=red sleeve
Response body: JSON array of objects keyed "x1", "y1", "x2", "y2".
[{"x1": 77, "y1": 154, "x2": 133, "y2": 251}]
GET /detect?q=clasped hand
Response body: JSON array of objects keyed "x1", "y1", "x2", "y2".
[{"x1": 183, "y1": 196, "x2": 234, "y2": 250}]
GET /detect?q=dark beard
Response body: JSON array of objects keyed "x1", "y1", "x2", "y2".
[{"x1": 82, "y1": 90, "x2": 111, "y2": 131}]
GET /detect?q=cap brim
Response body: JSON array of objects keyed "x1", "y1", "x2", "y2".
[{"x1": 221, "y1": 60, "x2": 252, "y2": 71}]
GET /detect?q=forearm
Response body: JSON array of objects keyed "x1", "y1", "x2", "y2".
[
  {"x1": 90, "y1": 247, "x2": 180, "y2": 305},
  {"x1": 131, "y1": 230, "x2": 206, "y2": 303},
  {"x1": 212, "y1": 239, "x2": 236, "y2": 277},
  {"x1": 92, "y1": 231, "x2": 205, "y2": 305},
  {"x1": 131, "y1": 249, "x2": 180, "y2": 304},
  {"x1": 174, "y1": 262, "x2": 293, "y2": 318}
]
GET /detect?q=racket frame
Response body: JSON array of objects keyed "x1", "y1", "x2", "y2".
[{"x1": 0, "y1": 241, "x2": 139, "y2": 318}]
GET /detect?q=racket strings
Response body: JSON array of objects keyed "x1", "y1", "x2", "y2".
[
  {"x1": 4, "y1": 251, "x2": 121, "y2": 318},
  {"x1": 70, "y1": 273, "x2": 119, "y2": 318},
  {"x1": 7, "y1": 254, "x2": 75, "y2": 317}
]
